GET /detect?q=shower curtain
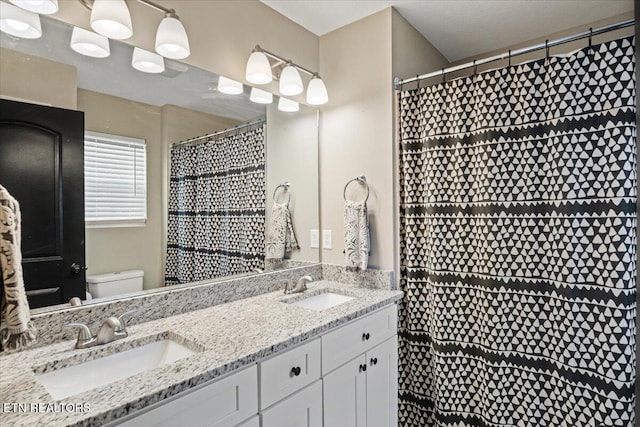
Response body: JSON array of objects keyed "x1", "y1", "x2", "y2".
[
  {"x1": 165, "y1": 126, "x2": 266, "y2": 285},
  {"x1": 397, "y1": 36, "x2": 636, "y2": 426}
]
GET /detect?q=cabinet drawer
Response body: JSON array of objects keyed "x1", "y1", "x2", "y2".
[
  {"x1": 115, "y1": 365, "x2": 258, "y2": 427},
  {"x1": 322, "y1": 304, "x2": 397, "y2": 374},
  {"x1": 261, "y1": 380, "x2": 322, "y2": 427},
  {"x1": 259, "y1": 338, "x2": 321, "y2": 409}
]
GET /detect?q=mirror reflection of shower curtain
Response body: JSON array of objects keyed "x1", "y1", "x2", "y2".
[{"x1": 165, "y1": 126, "x2": 266, "y2": 285}]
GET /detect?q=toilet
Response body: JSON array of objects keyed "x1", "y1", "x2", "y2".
[{"x1": 86, "y1": 270, "x2": 144, "y2": 298}]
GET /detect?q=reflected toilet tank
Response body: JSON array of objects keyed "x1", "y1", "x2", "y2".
[{"x1": 86, "y1": 270, "x2": 144, "y2": 298}]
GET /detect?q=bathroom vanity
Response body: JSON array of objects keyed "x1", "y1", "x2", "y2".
[{"x1": 0, "y1": 281, "x2": 402, "y2": 427}]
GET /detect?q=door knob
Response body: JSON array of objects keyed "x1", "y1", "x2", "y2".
[{"x1": 70, "y1": 263, "x2": 87, "y2": 275}]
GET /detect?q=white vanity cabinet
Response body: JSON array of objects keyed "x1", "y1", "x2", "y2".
[
  {"x1": 322, "y1": 305, "x2": 399, "y2": 427},
  {"x1": 260, "y1": 380, "x2": 323, "y2": 427},
  {"x1": 113, "y1": 365, "x2": 258, "y2": 427}
]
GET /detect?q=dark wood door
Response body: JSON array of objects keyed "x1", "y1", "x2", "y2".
[{"x1": 0, "y1": 99, "x2": 85, "y2": 308}]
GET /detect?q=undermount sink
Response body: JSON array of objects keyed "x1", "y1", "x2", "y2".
[
  {"x1": 36, "y1": 338, "x2": 197, "y2": 400},
  {"x1": 288, "y1": 291, "x2": 355, "y2": 311}
]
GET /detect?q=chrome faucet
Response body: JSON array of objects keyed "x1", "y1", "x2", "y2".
[
  {"x1": 64, "y1": 310, "x2": 136, "y2": 349},
  {"x1": 284, "y1": 275, "x2": 313, "y2": 295}
]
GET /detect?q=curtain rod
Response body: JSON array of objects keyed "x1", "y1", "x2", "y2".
[
  {"x1": 171, "y1": 118, "x2": 266, "y2": 148},
  {"x1": 394, "y1": 18, "x2": 634, "y2": 89}
]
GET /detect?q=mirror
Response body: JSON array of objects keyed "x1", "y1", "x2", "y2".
[{"x1": 0, "y1": 15, "x2": 320, "y2": 311}]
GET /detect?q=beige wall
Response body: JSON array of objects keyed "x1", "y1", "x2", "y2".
[
  {"x1": 266, "y1": 103, "x2": 319, "y2": 262},
  {"x1": 318, "y1": 8, "x2": 449, "y2": 272},
  {"x1": 0, "y1": 47, "x2": 77, "y2": 109},
  {"x1": 78, "y1": 89, "x2": 163, "y2": 290},
  {"x1": 52, "y1": 0, "x2": 318, "y2": 106}
]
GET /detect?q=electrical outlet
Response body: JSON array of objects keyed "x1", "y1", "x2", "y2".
[
  {"x1": 322, "y1": 230, "x2": 332, "y2": 250},
  {"x1": 310, "y1": 229, "x2": 320, "y2": 248}
]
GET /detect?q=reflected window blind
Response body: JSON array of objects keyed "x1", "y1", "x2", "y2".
[{"x1": 84, "y1": 131, "x2": 147, "y2": 226}]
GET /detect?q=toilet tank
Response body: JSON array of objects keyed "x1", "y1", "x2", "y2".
[{"x1": 87, "y1": 270, "x2": 144, "y2": 298}]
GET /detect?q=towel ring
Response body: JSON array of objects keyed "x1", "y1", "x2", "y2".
[
  {"x1": 273, "y1": 182, "x2": 291, "y2": 205},
  {"x1": 343, "y1": 175, "x2": 369, "y2": 203}
]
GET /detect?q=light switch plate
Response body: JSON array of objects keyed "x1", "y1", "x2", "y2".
[
  {"x1": 322, "y1": 230, "x2": 332, "y2": 250},
  {"x1": 310, "y1": 229, "x2": 320, "y2": 248}
]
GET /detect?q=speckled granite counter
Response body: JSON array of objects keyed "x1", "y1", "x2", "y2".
[{"x1": 0, "y1": 281, "x2": 402, "y2": 427}]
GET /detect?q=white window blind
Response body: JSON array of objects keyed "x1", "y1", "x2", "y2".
[{"x1": 84, "y1": 131, "x2": 147, "y2": 227}]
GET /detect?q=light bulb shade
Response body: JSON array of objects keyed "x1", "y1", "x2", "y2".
[
  {"x1": 0, "y1": 2, "x2": 41, "y2": 39},
  {"x1": 249, "y1": 87, "x2": 273, "y2": 104},
  {"x1": 155, "y1": 16, "x2": 190, "y2": 59},
  {"x1": 218, "y1": 76, "x2": 243, "y2": 95},
  {"x1": 90, "y1": 0, "x2": 132, "y2": 40},
  {"x1": 70, "y1": 27, "x2": 110, "y2": 58},
  {"x1": 278, "y1": 97, "x2": 299, "y2": 112},
  {"x1": 279, "y1": 65, "x2": 303, "y2": 96},
  {"x1": 9, "y1": 0, "x2": 58, "y2": 14},
  {"x1": 132, "y1": 47, "x2": 165, "y2": 73},
  {"x1": 245, "y1": 51, "x2": 272, "y2": 85},
  {"x1": 306, "y1": 76, "x2": 328, "y2": 105}
]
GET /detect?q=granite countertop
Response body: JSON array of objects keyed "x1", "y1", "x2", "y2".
[{"x1": 0, "y1": 281, "x2": 403, "y2": 427}]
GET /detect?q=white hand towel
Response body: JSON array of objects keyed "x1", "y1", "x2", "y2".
[
  {"x1": 0, "y1": 185, "x2": 36, "y2": 351},
  {"x1": 344, "y1": 200, "x2": 369, "y2": 271},
  {"x1": 265, "y1": 202, "x2": 299, "y2": 260}
]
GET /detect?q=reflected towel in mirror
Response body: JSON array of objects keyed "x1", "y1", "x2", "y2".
[{"x1": 265, "y1": 203, "x2": 298, "y2": 259}]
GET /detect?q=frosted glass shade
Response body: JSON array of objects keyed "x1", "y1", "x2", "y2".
[
  {"x1": 250, "y1": 88, "x2": 273, "y2": 104},
  {"x1": 245, "y1": 51, "x2": 272, "y2": 84},
  {"x1": 70, "y1": 27, "x2": 110, "y2": 58},
  {"x1": 279, "y1": 65, "x2": 303, "y2": 96},
  {"x1": 155, "y1": 16, "x2": 190, "y2": 59},
  {"x1": 218, "y1": 76, "x2": 243, "y2": 95},
  {"x1": 9, "y1": 0, "x2": 58, "y2": 14},
  {"x1": 306, "y1": 76, "x2": 328, "y2": 105},
  {"x1": 132, "y1": 47, "x2": 165, "y2": 73},
  {"x1": 278, "y1": 97, "x2": 299, "y2": 113},
  {"x1": 0, "y1": 2, "x2": 41, "y2": 39},
  {"x1": 90, "y1": 0, "x2": 132, "y2": 40}
]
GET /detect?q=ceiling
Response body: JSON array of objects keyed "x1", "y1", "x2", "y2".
[
  {"x1": 0, "y1": 16, "x2": 265, "y2": 121},
  {"x1": 260, "y1": 0, "x2": 634, "y2": 61}
]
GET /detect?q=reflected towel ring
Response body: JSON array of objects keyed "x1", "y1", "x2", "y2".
[
  {"x1": 273, "y1": 182, "x2": 291, "y2": 205},
  {"x1": 343, "y1": 175, "x2": 369, "y2": 203}
]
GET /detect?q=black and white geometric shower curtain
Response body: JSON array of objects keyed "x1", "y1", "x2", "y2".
[
  {"x1": 397, "y1": 36, "x2": 636, "y2": 426},
  {"x1": 165, "y1": 126, "x2": 266, "y2": 285}
]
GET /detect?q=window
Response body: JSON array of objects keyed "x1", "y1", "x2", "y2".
[{"x1": 84, "y1": 131, "x2": 146, "y2": 227}]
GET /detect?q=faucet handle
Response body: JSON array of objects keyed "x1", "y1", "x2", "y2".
[
  {"x1": 116, "y1": 310, "x2": 137, "y2": 333},
  {"x1": 64, "y1": 323, "x2": 93, "y2": 342}
]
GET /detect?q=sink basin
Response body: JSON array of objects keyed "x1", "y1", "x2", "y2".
[
  {"x1": 36, "y1": 339, "x2": 196, "y2": 400},
  {"x1": 289, "y1": 292, "x2": 355, "y2": 311}
]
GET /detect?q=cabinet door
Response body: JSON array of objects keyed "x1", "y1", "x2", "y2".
[
  {"x1": 260, "y1": 338, "x2": 321, "y2": 409},
  {"x1": 323, "y1": 355, "x2": 367, "y2": 427},
  {"x1": 261, "y1": 381, "x2": 322, "y2": 427},
  {"x1": 366, "y1": 337, "x2": 398, "y2": 427},
  {"x1": 322, "y1": 305, "x2": 397, "y2": 374},
  {"x1": 115, "y1": 365, "x2": 258, "y2": 427},
  {"x1": 236, "y1": 415, "x2": 259, "y2": 427}
]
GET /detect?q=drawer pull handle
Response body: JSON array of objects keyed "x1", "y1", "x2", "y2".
[
  {"x1": 370, "y1": 357, "x2": 378, "y2": 366},
  {"x1": 362, "y1": 332, "x2": 370, "y2": 341},
  {"x1": 290, "y1": 366, "x2": 301, "y2": 377},
  {"x1": 359, "y1": 364, "x2": 367, "y2": 373}
]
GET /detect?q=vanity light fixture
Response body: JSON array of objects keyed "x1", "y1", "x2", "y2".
[
  {"x1": 246, "y1": 50, "x2": 273, "y2": 84},
  {"x1": 9, "y1": 0, "x2": 58, "y2": 14},
  {"x1": 279, "y1": 63, "x2": 303, "y2": 96},
  {"x1": 90, "y1": 0, "x2": 132, "y2": 40},
  {"x1": 306, "y1": 75, "x2": 329, "y2": 105},
  {"x1": 132, "y1": 47, "x2": 165, "y2": 73},
  {"x1": 246, "y1": 45, "x2": 328, "y2": 105},
  {"x1": 278, "y1": 97, "x2": 299, "y2": 113},
  {"x1": 70, "y1": 26, "x2": 110, "y2": 58},
  {"x1": 0, "y1": 1, "x2": 42, "y2": 39},
  {"x1": 218, "y1": 76, "x2": 244, "y2": 95},
  {"x1": 78, "y1": 0, "x2": 190, "y2": 58},
  {"x1": 249, "y1": 87, "x2": 273, "y2": 104}
]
